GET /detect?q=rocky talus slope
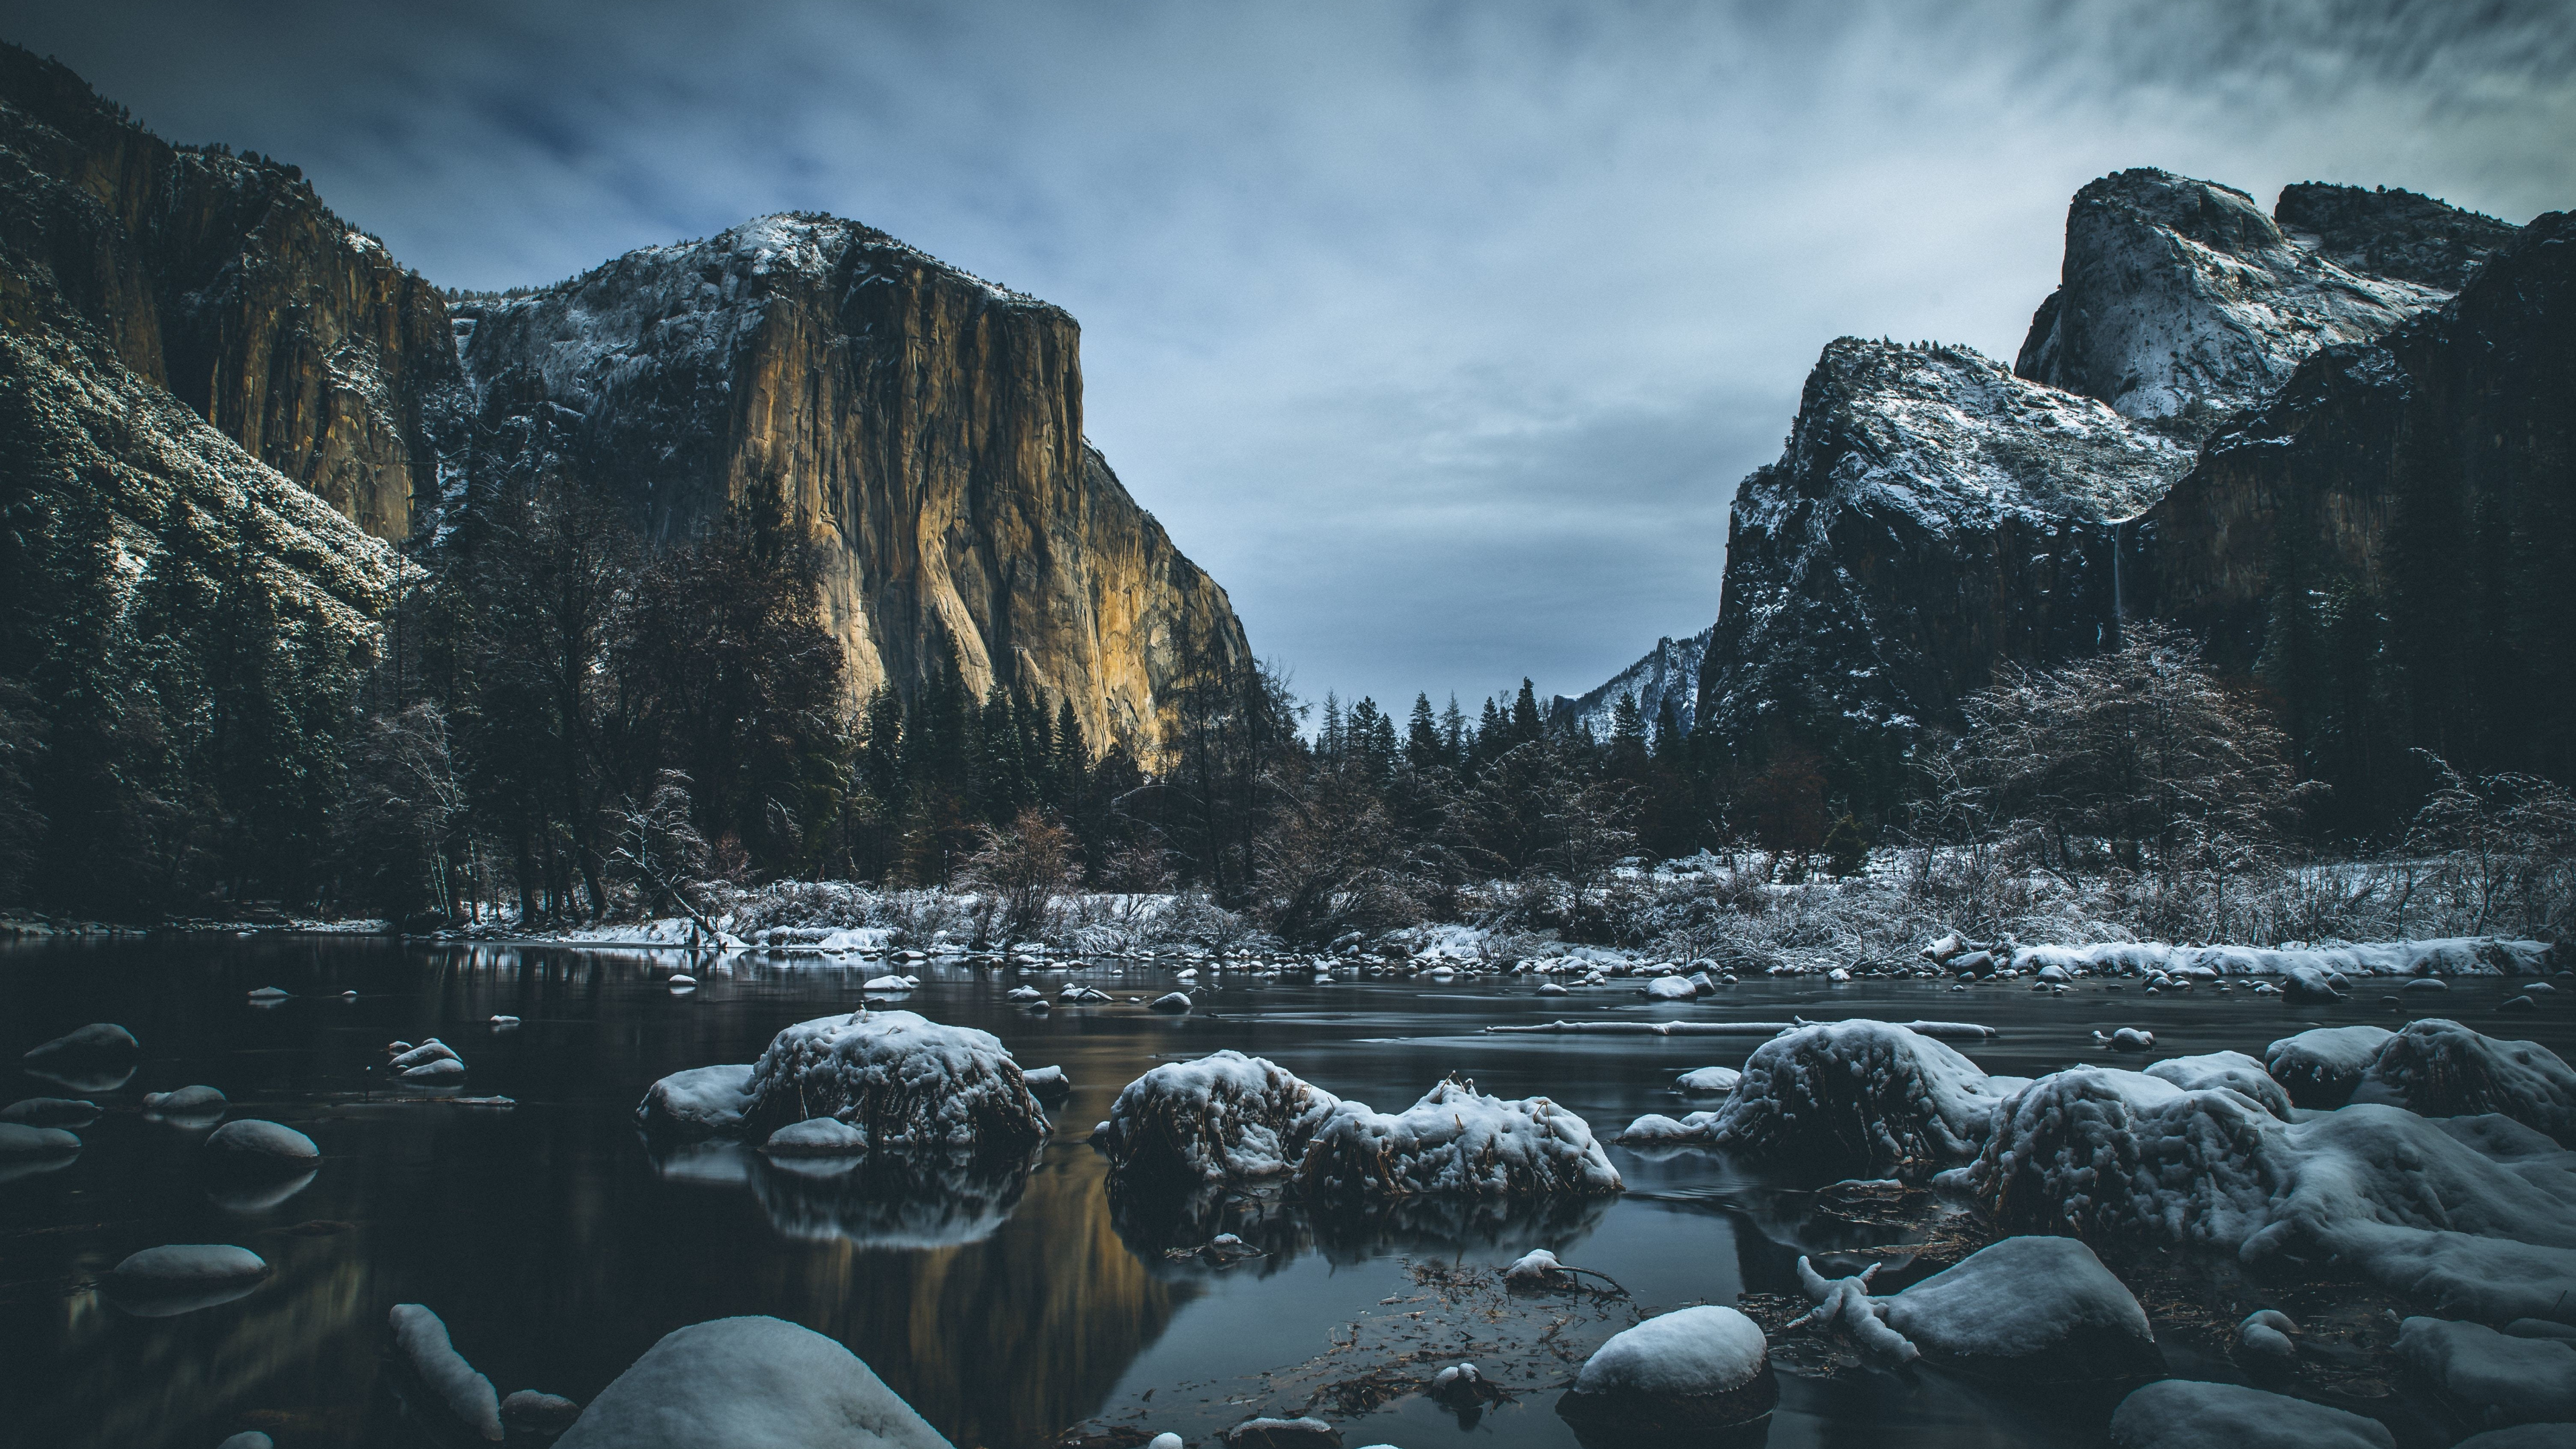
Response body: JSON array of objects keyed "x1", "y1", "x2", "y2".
[{"x1": 447, "y1": 215, "x2": 1245, "y2": 751}]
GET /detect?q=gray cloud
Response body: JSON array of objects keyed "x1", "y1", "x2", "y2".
[{"x1": 13, "y1": 0, "x2": 2572, "y2": 710}]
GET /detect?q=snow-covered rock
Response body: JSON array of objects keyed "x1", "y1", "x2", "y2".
[
  {"x1": 203, "y1": 1120, "x2": 320, "y2": 1177},
  {"x1": 2352, "y1": 1020, "x2": 2576, "y2": 1143},
  {"x1": 390, "y1": 1303, "x2": 503, "y2": 1441},
  {"x1": 0, "y1": 1097, "x2": 97, "y2": 1128},
  {"x1": 389, "y1": 1039, "x2": 460, "y2": 1071},
  {"x1": 1560, "y1": 1305, "x2": 1775, "y2": 1433},
  {"x1": 399, "y1": 1056, "x2": 467, "y2": 1084},
  {"x1": 2398, "y1": 1316, "x2": 2576, "y2": 1424},
  {"x1": 2281, "y1": 964, "x2": 2346, "y2": 1003},
  {"x1": 1617, "y1": 1111, "x2": 1721, "y2": 1145},
  {"x1": 2237, "y1": 1310, "x2": 2301, "y2": 1374},
  {"x1": 862, "y1": 975, "x2": 914, "y2": 993},
  {"x1": 142, "y1": 1085, "x2": 228, "y2": 1117},
  {"x1": 1643, "y1": 975, "x2": 1696, "y2": 1001},
  {"x1": 217, "y1": 1434, "x2": 275, "y2": 1449},
  {"x1": 1876, "y1": 1236, "x2": 2161, "y2": 1382},
  {"x1": 101, "y1": 1244, "x2": 269, "y2": 1316},
  {"x1": 1097, "y1": 1051, "x2": 1341, "y2": 1187},
  {"x1": 743, "y1": 1011, "x2": 1046, "y2": 1153},
  {"x1": 1148, "y1": 991, "x2": 1192, "y2": 1013},
  {"x1": 0, "y1": 1123, "x2": 81, "y2": 1159},
  {"x1": 763, "y1": 1117, "x2": 871, "y2": 1155},
  {"x1": 2144, "y1": 1051, "x2": 2292, "y2": 1117},
  {"x1": 1221, "y1": 1418, "x2": 1338, "y2": 1448},
  {"x1": 1503, "y1": 1248, "x2": 1572, "y2": 1287},
  {"x1": 502, "y1": 1390, "x2": 582, "y2": 1434},
  {"x1": 1675, "y1": 1066, "x2": 1740, "y2": 1096},
  {"x1": 1974, "y1": 1065, "x2": 2576, "y2": 1322},
  {"x1": 1699, "y1": 1020, "x2": 2004, "y2": 1180},
  {"x1": 247, "y1": 985, "x2": 291, "y2": 1002},
  {"x1": 555, "y1": 1315, "x2": 952, "y2": 1449},
  {"x1": 2265, "y1": 1026, "x2": 2395, "y2": 1109},
  {"x1": 2107, "y1": 1379, "x2": 2394, "y2": 1449},
  {"x1": 1021, "y1": 1064, "x2": 1070, "y2": 1103},
  {"x1": 637, "y1": 1063, "x2": 755, "y2": 1137},
  {"x1": 2019, "y1": 938, "x2": 2548, "y2": 979},
  {"x1": 21, "y1": 1022, "x2": 138, "y2": 1090},
  {"x1": 1294, "y1": 1077, "x2": 1621, "y2": 1203}
]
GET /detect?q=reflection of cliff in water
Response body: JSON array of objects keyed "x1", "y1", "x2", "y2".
[
  {"x1": 749, "y1": 1146, "x2": 1038, "y2": 1250},
  {"x1": 711, "y1": 1146, "x2": 1195, "y2": 1449},
  {"x1": 28, "y1": 1240, "x2": 370, "y2": 1449}
]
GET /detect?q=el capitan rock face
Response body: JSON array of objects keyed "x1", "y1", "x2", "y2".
[
  {"x1": 445, "y1": 214, "x2": 1247, "y2": 753},
  {"x1": 0, "y1": 44, "x2": 1245, "y2": 759},
  {"x1": 0, "y1": 45, "x2": 460, "y2": 540}
]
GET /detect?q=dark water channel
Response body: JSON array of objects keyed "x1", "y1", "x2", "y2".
[{"x1": 3, "y1": 935, "x2": 2568, "y2": 1449}]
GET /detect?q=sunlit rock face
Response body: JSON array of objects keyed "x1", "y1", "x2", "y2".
[
  {"x1": 2012, "y1": 168, "x2": 2452, "y2": 435},
  {"x1": 0, "y1": 46, "x2": 460, "y2": 540},
  {"x1": 446, "y1": 214, "x2": 1248, "y2": 753}
]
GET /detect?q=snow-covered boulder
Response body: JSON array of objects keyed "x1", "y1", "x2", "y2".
[
  {"x1": 1220, "y1": 1418, "x2": 1338, "y2": 1448},
  {"x1": 2265, "y1": 1026, "x2": 2395, "y2": 1108},
  {"x1": 141, "y1": 1085, "x2": 227, "y2": 1118},
  {"x1": 743, "y1": 1011, "x2": 1046, "y2": 1154},
  {"x1": 1558, "y1": 1305, "x2": 1775, "y2": 1436},
  {"x1": 21, "y1": 1022, "x2": 138, "y2": 1091},
  {"x1": 2143, "y1": 1051, "x2": 2292, "y2": 1117},
  {"x1": 1022, "y1": 1065, "x2": 1070, "y2": 1104},
  {"x1": 203, "y1": 1120, "x2": 321, "y2": 1177},
  {"x1": 1674, "y1": 1066, "x2": 1739, "y2": 1096},
  {"x1": 2280, "y1": 964, "x2": 2346, "y2": 1002},
  {"x1": 101, "y1": 1244, "x2": 268, "y2": 1316},
  {"x1": 1699, "y1": 1020, "x2": 2004, "y2": 1180},
  {"x1": 1617, "y1": 1111, "x2": 1720, "y2": 1145},
  {"x1": 390, "y1": 1039, "x2": 460, "y2": 1071},
  {"x1": 1877, "y1": 1236, "x2": 2161, "y2": 1382},
  {"x1": 555, "y1": 1316, "x2": 952, "y2": 1449},
  {"x1": 390, "y1": 1303, "x2": 502, "y2": 1441},
  {"x1": 1097, "y1": 1051, "x2": 1340, "y2": 1187},
  {"x1": 763, "y1": 1118, "x2": 871, "y2": 1156},
  {"x1": 1148, "y1": 991, "x2": 1192, "y2": 1013},
  {"x1": 1643, "y1": 975, "x2": 1696, "y2": 1000},
  {"x1": 0, "y1": 1123, "x2": 80, "y2": 1160},
  {"x1": 2399, "y1": 1316, "x2": 2576, "y2": 1424},
  {"x1": 637, "y1": 1063, "x2": 755, "y2": 1137},
  {"x1": 2108, "y1": 1379, "x2": 2394, "y2": 1449},
  {"x1": 2351, "y1": 1020, "x2": 2576, "y2": 1143},
  {"x1": 502, "y1": 1390, "x2": 582, "y2": 1434},
  {"x1": 1503, "y1": 1248, "x2": 1572, "y2": 1287},
  {"x1": 1, "y1": 1097, "x2": 96, "y2": 1128},
  {"x1": 1293, "y1": 1077, "x2": 1621, "y2": 1202}
]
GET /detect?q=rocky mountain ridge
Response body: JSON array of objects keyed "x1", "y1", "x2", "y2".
[
  {"x1": 0, "y1": 44, "x2": 1246, "y2": 761},
  {"x1": 447, "y1": 213, "x2": 1245, "y2": 751},
  {"x1": 1551, "y1": 626, "x2": 1710, "y2": 739}
]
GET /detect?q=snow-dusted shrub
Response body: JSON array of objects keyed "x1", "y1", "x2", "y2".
[
  {"x1": 2351, "y1": 1020, "x2": 2576, "y2": 1143},
  {"x1": 1097, "y1": 1051, "x2": 1341, "y2": 1187},
  {"x1": 741, "y1": 1011, "x2": 1046, "y2": 1152},
  {"x1": 1701, "y1": 1020, "x2": 2004, "y2": 1179},
  {"x1": 1291, "y1": 1076, "x2": 1621, "y2": 1202}
]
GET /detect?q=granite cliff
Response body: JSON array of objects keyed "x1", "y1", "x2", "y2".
[
  {"x1": 445, "y1": 215, "x2": 1246, "y2": 754},
  {"x1": 1656, "y1": 168, "x2": 2541, "y2": 817},
  {"x1": 0, "y1": 44, "x2": 1245, "y2": 765}
]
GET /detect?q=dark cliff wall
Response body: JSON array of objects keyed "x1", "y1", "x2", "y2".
[
  {"x1": 449, "y1": 215, "x2": 1248, "y2": 755},
  {"x1": 2131, "y1": 211, "x2": 2576, "y2": 824},
  {"x1": 0, "y1": 44, "x2": 460, "y2": 539}
]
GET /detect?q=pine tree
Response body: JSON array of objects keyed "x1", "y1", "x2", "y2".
[{"x1": 1405, "y1": 693, "x2": 1442, "y2": 775}]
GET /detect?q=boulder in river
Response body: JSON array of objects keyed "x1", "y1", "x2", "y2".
[
  {"x1": 203, "y1": 1120, "x2": 321, "y2": 1177},
  {"x1": 555, "y1": 1315, "x2": 953, "y2": 1448},
  {"x1": 1558, "y1": 1304, "x2": 1776, "y2": 1442}
]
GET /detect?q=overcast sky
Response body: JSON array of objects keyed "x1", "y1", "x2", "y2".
[{"x1": 15, "y1": 1, "x2": 2574, "y2": 712}]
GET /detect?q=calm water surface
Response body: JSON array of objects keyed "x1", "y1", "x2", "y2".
[{"x1": 3, "y1": 936, "x2": 2567, "y2": 1449}]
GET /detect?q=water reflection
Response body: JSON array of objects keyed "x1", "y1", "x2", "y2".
[{"x1": 749, "y1": 1146, "x2": 1039, "y2": 1250}]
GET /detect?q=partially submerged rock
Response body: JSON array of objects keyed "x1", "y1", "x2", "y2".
[
  {"x1": 390, "y1": 1303, "x2": 503, "y2": 1441},
  {"x1": 1558, "y1": 1305, "x2": 1775, "y2": 1439},
  {"x1": 2143, "y1": 1051, "x2": 2292, "y2": 1117},
  {"x1": 0, "y1": 1097, "x2": 98, "y2": 1128},
  {"x1": 1876, "y1": 1236, "x2": 2161, "y2": 1383},
  {"x1": 1617, "y1": 1111, "x2": 1721, "y2": 1145},
  {"x1": 1699, "y1": 1020, "x2": 2003, "y2": 1181},
  {"x1": 2108, "y1": 1379, "x2": 2394, "y2": 1449},
  {"x1": 2398, "y1": 1316, "x2": 2576, "y2": 1424},
  {"x1": 501, "y1": 1390, "x2": 582, "y2": 1434},
  {"x1": 102, "y1": 1244, "x2": 269, "y2": 1316},
  {"x1": 1293, "y1": 1077, "x2": 1621, "y2": 1203},
  {"x1": 141, "y1": 1085, "x2": 228, "y2": 1118},
  {"x1": 763, "y1": 1117, "x2": 871, "y2": 1157},
  {"x1": 2265, "y1": 1026, "x2": 2395, "y2": 1108},
  {"x1": 637, "y1": 1063, "x2": 755, "y2": 1138},
  {"x1": 21, "y1": 1022, "x2": 138, "y2": 1091},
  {"x1": 2280, "y1": 964, "x2": 2347, "y2": 1003},
  {"x1": 1674, "y1": 1066, "x2": 1740, "y2": 1095},
  {"x1": 1097, "y1": 1051, "x2": 1341, "y2": 1187},
  {"x1": 555, "y1": 1315, "x2": 953, "y2": 1448},
  {"x1": 1021, "y1": 1065, "x2": 1071, "y2": 1104},
  {"x1": 743, "y1": 1012, "x2": 1046, "y2": 1153},
  {"x1": 203, "y1": 1120, "x2": 321, "y2": 1177},
  {"x1": 2351, "y1": 1020, "x2": 2576, "y2": 1143},
  {"x1": 1222, "y1": 1418, "x2": 1339, "y2": 1448}
]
